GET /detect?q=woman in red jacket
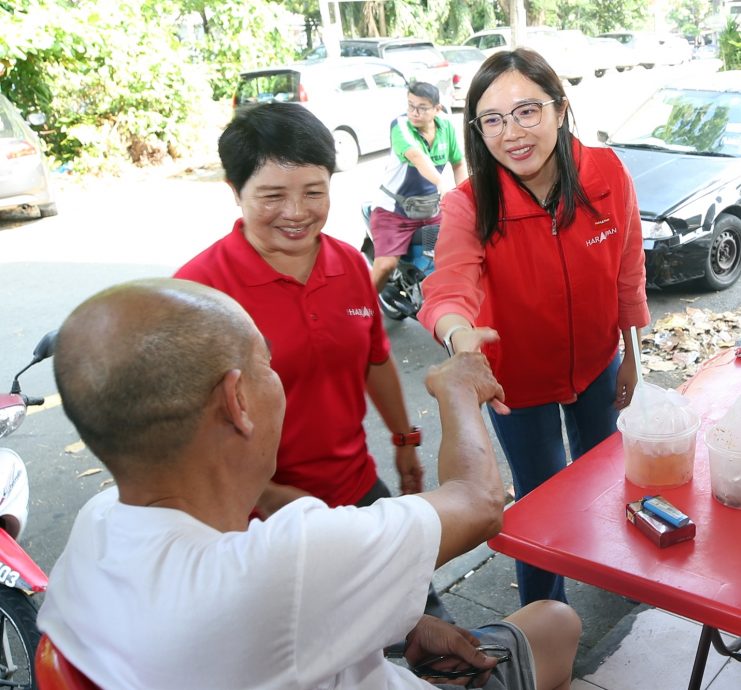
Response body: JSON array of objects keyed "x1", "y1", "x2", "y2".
[{"x1": 419, "y1": 48, "x2": 650, "y2": 605}]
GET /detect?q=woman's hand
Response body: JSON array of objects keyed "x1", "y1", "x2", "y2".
[
  {"x1": 450, "y1": 326, "x2": 499, "y2": 355},
  {"x1": 615, "y1": 359, "x2": 639, "y2": 410}
]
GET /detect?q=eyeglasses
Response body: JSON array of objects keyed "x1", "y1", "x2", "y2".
[
  {"x1": 407, "y1": 103, "x2": 434, "y2": 115},
  {"x1": 469, "y1": 100, "x2": 556, "y2": 138},
  {"x1": 410, "y1": 644, "x2": 512, "y2": 679}
]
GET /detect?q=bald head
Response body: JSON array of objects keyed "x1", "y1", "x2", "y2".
[{"x1": 54, "y1": 279, "x2": 259, "y2": 475}]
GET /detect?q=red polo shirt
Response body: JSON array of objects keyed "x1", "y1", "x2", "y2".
[{"x1": 175, "y1": 220, "x2": 390, "y2": 506}]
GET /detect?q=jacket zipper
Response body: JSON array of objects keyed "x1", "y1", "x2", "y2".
[{"x1": 552, "y1": 210, "x2": 577, "y2": 397}]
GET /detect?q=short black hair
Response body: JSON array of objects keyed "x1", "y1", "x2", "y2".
[
  {"x1": 218, "y1": 102, "x2": 337, "y2": 192},
  {"x1": 408, "y1": 81, "x2": 440, "y2": 105}
]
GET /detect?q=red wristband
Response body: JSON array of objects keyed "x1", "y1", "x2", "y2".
[{"x1": 392, "y1": 426, "x2": 422, "y2": 447}]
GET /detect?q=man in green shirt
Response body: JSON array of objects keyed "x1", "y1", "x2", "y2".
[{"x1": 370, "y1": 82, "x2": 467, "y2": 292}]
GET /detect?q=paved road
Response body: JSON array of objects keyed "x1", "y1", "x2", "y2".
[{"x1": 1, "y1": 57, "x2": 737, "y2": 587}]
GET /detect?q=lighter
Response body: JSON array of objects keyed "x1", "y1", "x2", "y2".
[{"x1": 642, "y1": 495, "x2": 690, "y2": 528}]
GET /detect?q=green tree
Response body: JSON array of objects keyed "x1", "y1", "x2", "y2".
[
  {"x1": 0, "y1": 0, "x2": 211, "y2": 168},
  {"x1": 175, "y1": 0, "x2": 297, "y2": 99},
  {"x1": 719, "y1": 15, "x2": 741, "y2": 70},
  {"x1": 667, "y1": 0, "x2": 713, "y2": 39}
]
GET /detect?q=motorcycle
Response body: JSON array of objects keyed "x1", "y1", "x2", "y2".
[
  {"x1": 360, "y1": 203, "x2": 439, "y2": 321},
  {"x1": 0, "y1": 331, "x2": 56, "y2": 690}
]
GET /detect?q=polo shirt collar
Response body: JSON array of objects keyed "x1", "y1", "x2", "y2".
[{"x1": 228, "y1": 219, "x2": 346, "y2": 287}]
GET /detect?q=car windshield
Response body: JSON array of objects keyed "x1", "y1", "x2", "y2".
[
  {"x1": 609, "y1": 87, "x2": 741, "y2": 157},
  {"x1": 442, "y1": 48, "x2": 483, "y2": 63},
  {"x1": 236, "y1": 71, "x2": 300, "y2": 105}
]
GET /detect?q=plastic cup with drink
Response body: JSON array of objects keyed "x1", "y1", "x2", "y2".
[
  {"x1": 705, "y1": 395, "x2": 741, "y2": 509},
  {"x1": 617, "y1": 327, "x2": 700, "y2": 489}
]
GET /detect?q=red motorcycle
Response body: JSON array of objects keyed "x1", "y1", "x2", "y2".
[{"x1": 0, "y1": 332, "x2": 56, "y2": 689}]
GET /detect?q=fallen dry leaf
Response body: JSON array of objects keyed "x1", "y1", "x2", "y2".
[
  {"x1": 64, "y1": 440, "x2": 86, "y2": 454},
  {"x1": 639, "y1": 307, "x2": 741, "y2": 380},
  {"x1": 77, "y1": 468, "x2": 102, "y2": 479}
]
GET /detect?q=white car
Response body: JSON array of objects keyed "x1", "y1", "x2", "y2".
[
  {"x1": 588, "y1": 36, "x2": 636, "y2": 76},
  {"x1": 234, "y1": 58, "x2": 408, "y2": 171},
  {"x1": 439, "y1": 45, "x2": 486, "y2": 108},
  {"x1": 655, "y1": 34, "x2": 693, "y2": 66},
  {"x1": 464, "y1": 27, "x2": 587, "y2": 85},
  {"x1": 597, "y1": 31, "x2": 689, "y2": 69}
]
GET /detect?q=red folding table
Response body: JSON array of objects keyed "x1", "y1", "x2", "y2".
[{"x1": 488, "y1": 349, "x2": 741, "y2": 690}]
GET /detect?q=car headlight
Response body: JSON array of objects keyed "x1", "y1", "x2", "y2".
[{"x1": 641, "y1": 219, "x2": 673, "y2": 239}]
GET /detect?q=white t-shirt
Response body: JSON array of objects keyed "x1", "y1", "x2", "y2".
[{"x1": 38, "y1": 488, "x2": 442, "y2": 689}]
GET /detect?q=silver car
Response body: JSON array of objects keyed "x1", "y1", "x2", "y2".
[
  {"x1": 234, "y1": 58, "x2": 408, "y2": 171},
  {"x1": 0, "y1": 94, "x2": 57, "y2": 217}
]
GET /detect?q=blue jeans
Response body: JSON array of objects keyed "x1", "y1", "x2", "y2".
[{"x1": 487, "y1": 355, "x2": 620, "y2": 606}]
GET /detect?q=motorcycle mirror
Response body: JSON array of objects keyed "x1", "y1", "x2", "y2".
[
  {"x1": 32, "y1": 330, "x2": 57, "y2": 361},
  {"x1": 10, "y1": 330, "x2": 57, "y2": 395}
]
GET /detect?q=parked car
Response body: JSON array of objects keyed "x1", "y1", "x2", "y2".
[
  {"x1": 463, "y1": 27, "x2": 587, "y2": 85},
  {"x1": 0, "y1": 93, "x2": 57, "y2": 217},
  {"x1": 439, "y1": 45, "x2": 486, "y2": 108},
  {"x1": 598, "y1": 71, "x2": 741, "y2": 290},
  {"x1": 587, "y1": 36, "x2": 636, "y2": 76},
  {"x1": 597, "y1": 31, "x2": 688, "y2": 69},
  {"x1": 302, "y1": 38, "x2": 454, "y2": 110},
  {"x1": 654, "y1": 34, "x2": 693, "y2": 65},
  {"x1": 234, "y1": 58, "x2": 408, "y2": 171}
]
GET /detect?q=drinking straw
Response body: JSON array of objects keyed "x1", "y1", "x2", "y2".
[
  {"x1": 629, "y1": 325, "x2": 650, "y2": 418},
  {"x1": 630, "y1": 326, "x2": 644, "y2": 387}
]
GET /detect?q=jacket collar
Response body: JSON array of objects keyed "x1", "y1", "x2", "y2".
[{"x1": 460, "y1": 137, "x2": 612, "y2": 220}]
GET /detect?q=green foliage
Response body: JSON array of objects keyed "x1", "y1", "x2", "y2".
[
  {"x1": 667, "y1": 0, "x2": 712, "y2": 39},
  {"x1": 0, "y1": 0, "x2": 213, "y2": 170},
  {"x1": 184, "y1": 0, "x2": 297, "y2": 100},
  {"x1": 531, "y1": 0, "x2": 650, "y2": 34},
  {"x1": 442, "y1": 0, "x2": 505, "y2": 42},
  {"x1": 719, "y1": 16, "x2": 741, "y2": 71}
]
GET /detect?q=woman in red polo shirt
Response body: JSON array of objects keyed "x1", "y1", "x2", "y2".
[
  {"x1": 176, "y1": 102, "x2": 450, "y2": 619},
  {"x1": 177, "y1": 101, "x2": 423, "y2": 513}
]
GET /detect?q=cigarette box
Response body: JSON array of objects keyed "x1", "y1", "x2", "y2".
[{"x1": 626, "y1": 500, "x2": 696, "y2": 548}]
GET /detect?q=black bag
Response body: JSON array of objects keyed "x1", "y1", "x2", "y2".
[{"x1": 381, "y1": 185, "x2": 440, "y2": 220}]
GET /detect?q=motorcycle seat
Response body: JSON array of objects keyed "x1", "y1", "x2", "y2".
[{"x1": 35, "y1": 634, "x2": 101, "y2": 690}]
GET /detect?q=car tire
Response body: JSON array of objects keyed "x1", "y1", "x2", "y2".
[
  {"x1": 594, "y1": 69, "x2": 606, "y2": 78},
  {"x1": 333, "y1": 129, "x2": 360, "y2": 172},
  {"x1": 641, "y1": 63, "x2": 655, "y2": 69},
  {"x1": 38, "y1": 202, "x2": 58, "y2": 217},
  {"x1": 703, "y1": 214, "x2": 741, "y2": 290},
  {"x1": 616, "y1": 66, "x2": 626, "y2": 72},
  {"x1": 567, "y1": 77, "x2": 582, "y2": 86}
]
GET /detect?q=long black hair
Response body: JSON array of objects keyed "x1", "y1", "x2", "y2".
[{"x1": 464, "y1": 48, "x2": 594, "y2": 244}]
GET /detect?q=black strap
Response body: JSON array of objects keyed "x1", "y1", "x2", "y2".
[{"x1": 380, "y1": 185, "x2": 405, "y2": 204}]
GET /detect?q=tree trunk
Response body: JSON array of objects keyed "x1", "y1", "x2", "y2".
[
  {"x1": 378, "y1": 1, "x2": 387, "y2": 36},
  {"x1": 510, "y1": 0, "x2": 526, "y2": 46},
  {"x1": 363, "y1": 2, "x2": 378, "y2": 37}
]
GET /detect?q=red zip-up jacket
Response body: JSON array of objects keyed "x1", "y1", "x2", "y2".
[{"x1": 419, "y1": 139, "x2": 650, "y2": 408}]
